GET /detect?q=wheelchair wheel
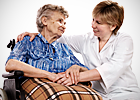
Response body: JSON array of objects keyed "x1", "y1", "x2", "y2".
[{"x1": 0, "y1": 88, "x2": 8, "y2": 100}]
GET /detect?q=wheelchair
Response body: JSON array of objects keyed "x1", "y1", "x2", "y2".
[
  {"x1": 0, "y1": 39, "x2": 103, "y2": 100},
  {"x1": 0, "y1": 39, "x2": 25, "y2": 100}
]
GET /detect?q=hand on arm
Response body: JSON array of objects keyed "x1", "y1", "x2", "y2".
[
  {"x1": 66, "y1": 65, "x2": 89, "y2": 85},
  {"x1": 53, "y1": 68, "x2": 101, "y2": 86},
  {"x1": 53, "y1": 72, "x2": 73, "y2": 86},
  {"x1": 65, "y1": 65, "x2": 81, "y2": 85},
  {"x1": 60, "y1": 75, "x2": 73, "y2": 86},
  {"x1": 17, "y1": 32, "x2": 38, "y2": 42},
  {"x1": 54, "y1": 65, "x2": 89, "y2": 85}
]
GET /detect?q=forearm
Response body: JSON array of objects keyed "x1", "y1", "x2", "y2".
[
  {"x1": 79, "y1": 66, "x2": 88, "y2": 72},
  {"x1": 79, "y1": 69, "x2": 101, "y2": 82},
  {"x1": 5, "y1": 59, "x2": 51, "y2": 78}
]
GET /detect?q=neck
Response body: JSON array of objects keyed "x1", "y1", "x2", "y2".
[
  {"x1": 41, "y1": 27, "x2": 58, "y2": 44},
  {"x1": 98, "y1": 33, "x2": 112, "y2": 42},
  {"x1": 98, "y1": 37, "x2": 109, "y2": 43}
]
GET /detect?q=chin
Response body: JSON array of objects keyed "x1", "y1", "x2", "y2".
[
  {"x1": 94, "y1": 32, "x2": 99, "y2": 36},
  {"x1": 59, "y1": 33, "x2": 63, "y2": 36},
  {"x1": 94, "y1": 33, "x2": 97, "y2": 36},
  {"x1": 58, "y1": 34, "x2": 62, "y2": 38}
]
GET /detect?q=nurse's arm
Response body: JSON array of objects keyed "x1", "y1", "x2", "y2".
[{"x1": 79, "y1": 69, "x2": 102, "y2": 82}]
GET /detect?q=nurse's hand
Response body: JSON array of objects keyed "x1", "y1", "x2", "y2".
[
  {"x1": 53, "y1": 72, "x2": 73, "y2": 86},
  {"x1": 17, "y1": 32, "x2": 38, "y2": 42},
  {"x1": 65, "y1": 65, "x2": 81, "y2": 85},
  {"x1": 61, "y1": 76, "x2": 73, "y2": 86}
]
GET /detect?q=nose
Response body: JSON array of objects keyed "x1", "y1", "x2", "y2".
[
  {"x1": 62, "y1": 23, "x2": 66, "y2": 30},
  {"x1": 91, "y1": 21, "x2": 96, "y2": 29}
]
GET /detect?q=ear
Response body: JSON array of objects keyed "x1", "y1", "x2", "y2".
[
  {"x1": 41, "y1": 16, "x2": 48, "y2": 25},
  {"x1": 110, "y1": 24, "x2": 117, "y2": 32}
]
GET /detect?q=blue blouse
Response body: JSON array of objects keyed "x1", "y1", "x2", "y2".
[{"x1": 7, "y1": 33, "x2": 89, "y2": 73}]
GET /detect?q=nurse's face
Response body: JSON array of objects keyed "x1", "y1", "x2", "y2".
[{"x1": 91, "y1": 17, "x2": 115, "y2": 40}]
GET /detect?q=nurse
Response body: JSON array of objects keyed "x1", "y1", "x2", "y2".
[{"x1": 17, "y1": 0, "x2": 140, "y2": 100}]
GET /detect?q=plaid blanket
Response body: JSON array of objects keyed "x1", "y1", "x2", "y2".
[{"x1": 21, "y1": 78, "x2": 102, "y2": 100}]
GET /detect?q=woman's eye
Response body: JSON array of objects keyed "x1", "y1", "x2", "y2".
[
  {"x1": 59, "y1": 19, "x2": 62, "y2": 23},
  {"x1": 97, "y1": 21, "x2": 101, "y2": 24},
  {"x1": 93, "y1": 19, "x2": 101, "y2": 24}
]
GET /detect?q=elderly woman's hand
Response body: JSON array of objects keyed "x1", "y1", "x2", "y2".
[
  {"x1": 17, "y1": 32, "x2": 38, "y2": 42},
  {"x1": 47, "y1": 72, "x2": 59, "y2": 81}
]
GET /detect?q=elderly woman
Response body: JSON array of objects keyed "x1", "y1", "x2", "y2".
[
  {"x1": 18, "y1": 0, "x2": 140, "y2": 100},
  {"x1": 6, "y1": 4, "x2": 102, "y2": 100}
]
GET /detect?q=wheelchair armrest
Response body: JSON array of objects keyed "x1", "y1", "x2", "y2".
[
  {"x1": 2, "y1": 70, "x2": 25, "y2": 100},
  {"x1": 2, "y1": 70, "x2": 24, "y2": 78}
]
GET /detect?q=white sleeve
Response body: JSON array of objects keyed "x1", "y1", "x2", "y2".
[
  {"x1": 96, "y1": 34, "x2": 133, "y2": 89},
  {"x1": 58, "y1": 34, "x2": 86, "y2": 53}
]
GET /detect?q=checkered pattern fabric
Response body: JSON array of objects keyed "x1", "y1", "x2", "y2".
[{"x1": 21, "y1": 78, "x2": 102, "y2": 100}]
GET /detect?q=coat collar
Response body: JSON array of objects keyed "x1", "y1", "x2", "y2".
[
  {"x1": 91, "y1": 32, "x2": 118, "y2": 44},
  {"x1": 91, "y1": 32, "x2": 119, "y2": 53}
]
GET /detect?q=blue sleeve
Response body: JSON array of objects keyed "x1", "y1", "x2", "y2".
[
  {"x1": 6, "y1": 36, "x2": 31, "y2": 64},
  {"x1": 66, "y1": 45, "x2": 89, "y2": 70}
]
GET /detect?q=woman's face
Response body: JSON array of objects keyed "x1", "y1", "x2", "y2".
[
  {"x1": 92, "y1": 16, "x2": 115, "y2": 40},
  {"x1": 46, "y1": 11, "x2": 66, "y2": 38}
]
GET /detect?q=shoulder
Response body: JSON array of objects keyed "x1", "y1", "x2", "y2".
[
  {"x1": 56, "y1": 42, "x2": 72, "y2": 53},
  {"x1": 13, "y1": 36, "x2": 31, "y2": 50},
  {"x1": 21, "y1": 35, "x2": 40, "y2": 43},
  {"x1": 115, "y1": 32, "x2": 133, "y2": 45},
  {"x1": 116, "y1": 32, "x2": 132, "y2": 40},
  {"x1": 20, "y1": 36, "x2": 31, "y2": 43},
  {"x1": 57, "y1": 42, "x2": 70, "y2": 49},
  {"x1": 16, "y1": 35, "x2": 40, "y2": 47},
  {"x1": 15, "y1": 36, "x2": 30, "y2": 46},
  {"x1": 114, "y1": 32, "x2": 133, "y2": 49}
]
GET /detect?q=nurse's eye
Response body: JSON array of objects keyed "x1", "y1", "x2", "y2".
[{"x1": 96, "y1": 21, "x2": 101, "y2": 24}]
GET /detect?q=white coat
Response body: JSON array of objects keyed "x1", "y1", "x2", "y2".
[{"x1": 58, "y1": 32, "x2": 140, "y2": 100}]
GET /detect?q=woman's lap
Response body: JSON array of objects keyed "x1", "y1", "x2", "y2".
[{"x1": 21, "y1": 78, "x2": 103, "y2": 100}]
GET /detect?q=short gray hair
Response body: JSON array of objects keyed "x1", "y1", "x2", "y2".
[{"x1": 36, "y1": 4, "x2": 69, "y2": 33}]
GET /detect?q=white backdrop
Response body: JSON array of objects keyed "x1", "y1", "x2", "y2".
[{"x1": 0, "y1": 0, "x2": 140, "y2": 88}]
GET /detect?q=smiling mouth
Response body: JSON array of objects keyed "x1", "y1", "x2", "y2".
[
  {"x1": 59, "y1": 29, "x2": 64, "y2": 33},
  {"x1": 93, "y1": 30, "x2": 99, "y2": 33}
]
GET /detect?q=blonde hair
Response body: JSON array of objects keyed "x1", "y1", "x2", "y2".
[
  {"x1": 36, "y1": 4, "x2": 69, "y2": 33},
  {"x1": 92, "y1": 0, "x2": 124, "y2": 35}
]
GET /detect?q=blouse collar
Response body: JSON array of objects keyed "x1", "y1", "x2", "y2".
[{"x1": 38, "y1": 33, "x2": 57, "y2": 47}]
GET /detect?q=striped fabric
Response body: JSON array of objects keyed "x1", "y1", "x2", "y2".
[
  {"x1": 6, "y1": 33, "x2": 89, "y2": 73},
  {"x1": 22, "y1": 78, "x2": 102, "y2": 100}
]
